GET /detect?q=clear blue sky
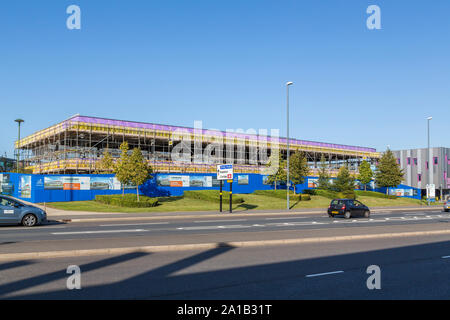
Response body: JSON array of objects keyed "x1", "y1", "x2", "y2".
[{"x1": 1, "y1": 0, "x2": 449, "y2": 158}]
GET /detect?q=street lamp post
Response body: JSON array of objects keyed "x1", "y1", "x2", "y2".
[
  {"x1": 286, "y1": 82, "x2": 293, "y2": 210},
  {"x1": 427, "y1": 116, "x2": 432, "y2": 206},
  {"x1": 14, "y1": 119, "x2": 24, "y2": 173}
]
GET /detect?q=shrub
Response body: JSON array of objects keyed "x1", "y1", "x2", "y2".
[
  {"x1": 95, "y1": 194, "x2": 159, "y2": 208},
  {"x1": 299, "y1": 194, "x2": 311, "y2": 201},
  {"x1": 337, "y1": 190, "x2": 356, "y2": 200},
  {"x1": 183, "y1": 190, "x2": 245, "y2": 204},
  {"x1": 302, "y1": 189, "x2": 317, "y2": 195}
]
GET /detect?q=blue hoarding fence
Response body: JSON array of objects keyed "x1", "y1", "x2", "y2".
[{"x1": 0, "y1": 172, "x2": 421, "y2": 203}]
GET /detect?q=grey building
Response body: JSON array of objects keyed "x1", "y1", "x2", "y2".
[{"x1": 393, "y1": 147, "x2": 450, "y2": 200}]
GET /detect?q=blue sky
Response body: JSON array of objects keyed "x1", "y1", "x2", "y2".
[{"x1": 1, "y1": 0, "x2": 449, "y2": 157}]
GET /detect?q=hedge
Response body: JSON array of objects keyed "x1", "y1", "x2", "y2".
[
  {"x1": 95, "y1": 194, "x2": 159, "y2": 208},
  {"x1": 299, "y1": 194, "x2": 311, "y2": 201},
  {"x1": 183, "y1": 190, "x2": 245, "y2": 204}
]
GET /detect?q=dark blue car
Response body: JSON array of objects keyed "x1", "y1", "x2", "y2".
[{"x1": 0, "y1": 195, "x2": 47, "y2": 227}]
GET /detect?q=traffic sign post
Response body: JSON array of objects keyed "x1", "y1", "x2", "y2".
[
  {"x1": 228, "y1": 179, "x2": 233, "y2": 213},
  {"x1": 217, "y1": 165, "x2": 234, "y2": 213},
  {"x1": 219, "y1": 180, "x2": 223, "y2": 213}
]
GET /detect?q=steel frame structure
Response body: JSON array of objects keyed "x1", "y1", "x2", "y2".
[{"x1": 15, "y1": 115, "x2": 380, "y2": 175}]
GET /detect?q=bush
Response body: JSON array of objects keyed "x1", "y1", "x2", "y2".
[
  {"x1": 302, "y1": 189, "x2": 317, "y2": 195},
  {"x1": 183, "y1": 190, "x2": 245, "y2": 204},
  {"x1": 95, "y1": 194, "x2": 159, "y2": 208},
  {"x1": 337, "y1": 190, "x2": 356, "y2": 199},
  {"x1": 299, "y1": 194, "x2": 311, "y2": 201}
]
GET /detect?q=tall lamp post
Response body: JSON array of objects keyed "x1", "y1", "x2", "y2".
[
  {"x1": 15, "y1": 119, "x2": 24, "y2": 173},
  {"x1": 427, "y1": 116, "x2": 432, "y2": 205},
  {"x1": 286, "y1": 81, "x2": 293, "y2": 210}
]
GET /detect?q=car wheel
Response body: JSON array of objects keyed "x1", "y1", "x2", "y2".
[
  {"x1": 328, "y1": 213, "x2": 334, "y2": 218},
  {"x1": 364, "y1": 210, "x2": 370, "y2": 218},
  {"x1": 344, "y1": 211, "x2": 351, "y2": 219},
  {"x1": 22, "y1": 214, "x2": 37, "y2": 227}
]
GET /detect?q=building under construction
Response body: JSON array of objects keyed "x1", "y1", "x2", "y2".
[{"x1": 15, "y1": 115, "x2": 380, "y2": 175}]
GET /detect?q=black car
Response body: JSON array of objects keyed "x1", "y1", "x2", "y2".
[{"x1": 328, "y1": 199, "x2": 370, "y2": 219}]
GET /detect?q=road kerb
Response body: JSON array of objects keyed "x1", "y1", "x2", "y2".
[{"x1": 2, "y1": 228, "x2": 450, "y2": 261}]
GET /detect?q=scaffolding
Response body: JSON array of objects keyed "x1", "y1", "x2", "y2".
[{"x1": 15, "y1": 115, "x2": 381, "y2": 175}]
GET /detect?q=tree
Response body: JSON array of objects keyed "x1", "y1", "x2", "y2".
[
  {"x1": 265, "y1": 153, "x2": 286, "y2": 191},
  {"x1": 94, "y1": 149, "x2": 114, "y2": 174},
  {"x1": 333, "y1": 166, "x2": 355, "y2": 192},
  {"x1": 113, "y1": 142, "x2": 132, "y2": 196},
  {"x1": 374, "y1": 149, "x2": 404, "y2": 195},
  {"x1": 358, "y1": 160, "x2": 373, "y2": 191},
  {"x1": 289, "y1": 152, "x2": 310, "y2": 194},
  {"x1": 129, "y1": 148, "x2": 153, "y2": 201},
  {"x1": 317, "y1": 155, "x2": 331, "y2": 190}
]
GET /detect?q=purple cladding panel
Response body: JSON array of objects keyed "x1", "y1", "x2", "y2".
[{"x1": 67, "y1": 115, "x2": 377, "y2": 153}]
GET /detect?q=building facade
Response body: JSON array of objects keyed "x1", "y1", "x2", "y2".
[
  {"x1": 15, "y1": 115, "x2": 380, "y2": 176},
  {"x1": 393, "y1": 147, "x2": 450, "y2": 199}
]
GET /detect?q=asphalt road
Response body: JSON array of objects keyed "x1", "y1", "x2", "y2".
[
  {"x1": 0, "y1": 208, "x2": 447, "y2": 243},
  {"x1": 1, "y1": 234, "x2": 450, "y2": 299}
]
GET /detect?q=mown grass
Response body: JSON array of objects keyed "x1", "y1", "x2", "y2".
[{"x1": 44, "y1": 189, "x2": 427, "y2": 213}]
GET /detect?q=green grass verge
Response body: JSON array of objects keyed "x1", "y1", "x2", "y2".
[
  {"x1": 44, "y1": 189, "x2": 427, "y2": 213},
  {"x1": 253, "y1": 190, "x2": 298, "y2": 200},
  {"x1": 183, "y1": 190, "x2": 245, "y2": 204}
]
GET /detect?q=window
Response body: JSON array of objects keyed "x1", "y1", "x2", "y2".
[
  {"x1": 434, "y1": 157, "x2": 438, "y2": 165},
  {"x1": 397, "y1": 158, "x2": 400, "y2": 165},
  {"x1": 418, "y1": 174, "x2": 422, "y2": 182},
  {"x1": 407, "y1": 157, "x2": 411, "y2": 165},
  {"x1": 426, "y1": 161, "x2": 429, "y2": 170},
  {"x1": 0, "y1": 197, "x2": 15, "y2": 207},
  {"x1": 354, "y1": 200, "x2": 364, "y2": 207},
  {"x1": 414, "y1": 158, "x2": 418, "y2": 166}
]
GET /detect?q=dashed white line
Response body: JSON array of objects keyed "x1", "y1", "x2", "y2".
[
  {"x1": 99, "y1": 222, "x2": 169, "y2": 227},
  {"x1": 51, "y1": 229, "x2": 147, "y2": 235},
  {"x1": 306, "y1": 271, "x2": 344, "y2": 278},
  {"x1": 265, "y1": 217, "x2": 311, "y2": 221},
  {"x1": 194, "y1": 219, "x2": 247, "y2": 223}
]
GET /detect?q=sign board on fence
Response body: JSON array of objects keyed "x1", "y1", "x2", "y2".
[{"x1": 217, "y1": 164, "x2": 233, "y2": 181}]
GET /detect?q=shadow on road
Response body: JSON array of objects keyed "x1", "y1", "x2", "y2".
[{"x1": 1, "y1": 240, "x2": 450, "y2": 299}]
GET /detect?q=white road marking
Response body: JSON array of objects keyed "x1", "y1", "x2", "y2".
[
  {"x1": 265, "y1": 216, "x2": 311, "y2": 220},
  {"x1": 177, "y1": 225, "x2": 250, "y2": 231},
  {"x1": 1, "y1": 226, "x2": 67, "y2": 231},
  {"x1": 99, "y1": 222, "x2": 169, "y2": 227},
  {"x1": 306, "y1": 271, "x2": 344, "y2": 278},
  {"x1": 194, "y1": 219, "x2": 246, "y2": 223},
  {"x1": 51, "y1": 229, "x2": 147, "y2": 235}
]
